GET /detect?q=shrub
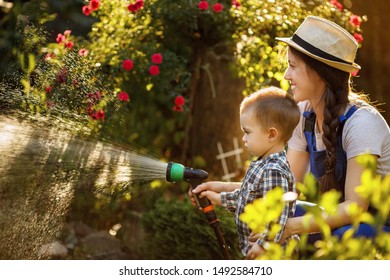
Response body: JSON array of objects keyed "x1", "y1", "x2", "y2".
[{"x1": 142, "y1": 197, "x2": 241, "y2": 259}]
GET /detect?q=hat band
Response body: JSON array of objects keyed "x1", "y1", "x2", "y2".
[{"x1": 292, "y1": 34, "x2": 352, "y2": 65}]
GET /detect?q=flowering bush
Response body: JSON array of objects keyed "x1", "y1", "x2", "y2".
[{"x1": 11, "y1": 0, "x2": 365, "y2": 167}]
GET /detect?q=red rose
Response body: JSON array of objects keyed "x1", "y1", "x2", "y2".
[
  {"x1": 65, "y1": 41, "x2": 74, "y2": 49},
  {"x1": 151, "y1": 53, "x2": 163, "y2": 64},
  {"x1": 82, "y1": 5, "x2": 92, "y2": 16},
  {"x1": 353, "y1": 33, "x2": 363, "y2": 43},
  {"x1": 173, "y1": 105, "x2": 184, "y2": 112},
  {"x1": 45, "y1": 86, "x2": 52, "y2": 93},
  {"x1": 213, "y1": 3, "x2": 223, "y2": 13},
  {"x1": 135, "y1": 0, "x2": 144, "y2": 9},
  {"x1": 128, "y1": 4, "x2": 136, "y2": 12},
  {"x1": 96, "y1": 109, "x2": 105, "y2": 120},
  {"x1": 122, "y1": 59, "x2": 134, "y2": 71},
  {"x1": 90, "y1": 0, "x2": 100, "y2": 11},
  {"x1": 174, "y1": 95, "x2": 185, "y2": 106},
  {"x1": 350, "y1": 15, "x2": 361, "y2": 27},
  {"x1": 118, "y1": 91, "x2": 130, "y2": 102},
  {"x1": 128, "y1": 0, "x2": 144, "y2": 12},
  {"x1": 198, "y1": 1, "x2": 209, "y2": 10},
  {"x1": 149, "y1": 65, "x2": 160, "y2": 76}
]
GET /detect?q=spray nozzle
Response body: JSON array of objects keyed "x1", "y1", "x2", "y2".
[
  {"x1": 166, "y1": 162, "x2": 208, "y2": 183},
  {"x1": 165, "y1": 161, "x2": 230, "y2": 259}
]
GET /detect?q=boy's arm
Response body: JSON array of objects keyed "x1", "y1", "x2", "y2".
[{"x1": 220, "y1": 189, "x2": 240, "y2": 212}]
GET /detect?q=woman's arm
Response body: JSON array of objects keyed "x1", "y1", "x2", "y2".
[
  {"x1": 286, "y1": 148, "x2": 310, "y2": 183},
  {"x1": 283, "y1": 156, "x2": 371, "y2": 238}
]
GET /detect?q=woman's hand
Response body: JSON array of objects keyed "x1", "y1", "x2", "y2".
[{"x1": 246, "y1": 243, "x2": 265, "y2": 260}]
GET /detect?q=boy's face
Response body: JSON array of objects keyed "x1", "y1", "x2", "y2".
[{"x1": 240, "y1": 110, "x2": 274, "y2": 158}]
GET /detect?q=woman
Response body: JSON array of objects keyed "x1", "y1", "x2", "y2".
[
  {"x1": 275, "y1": 15, "x2": 390, "y2": 241},
  {"x1": 192, "y1": 16, "x2": 390, "y2": 244}
]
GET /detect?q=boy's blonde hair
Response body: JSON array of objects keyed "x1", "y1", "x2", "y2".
[{"x1": 240, "y1": 86, "x2": 300, "y2": 143}]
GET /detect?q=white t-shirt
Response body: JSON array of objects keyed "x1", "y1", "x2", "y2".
[{"x1": 288, "y1": 100, "x2": 390, "y2": 176}]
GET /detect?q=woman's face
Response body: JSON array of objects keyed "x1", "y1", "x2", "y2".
[{"x1": 284, "y1": 48, "x2": 325, "y2": 103}]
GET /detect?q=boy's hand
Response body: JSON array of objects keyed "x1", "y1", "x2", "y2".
[
  {"x1": 198, "y1": 190, "x2": 222, "y2": 206},
  {"x1": 188, "y1": 181, "x2": 240, "y2": 207},
  {"x1": 246, "y1": 243, "x2": 265, "y2": 260}
]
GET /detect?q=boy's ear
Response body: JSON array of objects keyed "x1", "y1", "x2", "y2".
[{"x1": 268, "y1": 127, "x2": 278, "y2": 140}]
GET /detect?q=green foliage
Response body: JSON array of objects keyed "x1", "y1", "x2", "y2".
[
  {"x1": 142, "y1": 197, "x2": 241, "y2": 260},
  {"x1": 232, "y1": 0, "x2": 364, "y2": 95},
  {"x1": 240, "y1": 154, "x2": 390, "y2": 260},
  {"x1": 3, "y1": 0, "x2": 364, "y2": 156}
]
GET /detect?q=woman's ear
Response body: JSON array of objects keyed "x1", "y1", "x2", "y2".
[{"x1": 268, "y1": 127, "x2": 279, "y2": 141}]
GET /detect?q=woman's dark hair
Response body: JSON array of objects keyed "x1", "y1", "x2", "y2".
[{"x1": 289, "y1": 47, "x2": 350, "y2": 194}]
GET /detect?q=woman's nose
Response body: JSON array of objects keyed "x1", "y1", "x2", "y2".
[{"x1": 284, "y1": 68, "x2": 291, "y2": 81}]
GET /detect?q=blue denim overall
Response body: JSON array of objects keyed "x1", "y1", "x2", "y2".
[{"x1": 294, "y1": 105, "x2": 390, "y2": 240}]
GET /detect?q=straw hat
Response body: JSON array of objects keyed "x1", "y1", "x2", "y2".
[{"x1": 276, "y1": 16, "x2": 361, "y2": 73}]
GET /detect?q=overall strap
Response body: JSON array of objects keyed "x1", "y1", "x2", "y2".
[
  {"x1": 338, "y1": 105, "x2": 358, "y2": 128},
  {"x1": 303, "y1": 109, "x2": 316, "y2": 152}
]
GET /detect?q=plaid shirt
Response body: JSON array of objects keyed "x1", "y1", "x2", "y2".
[{"x1": 221, "y1": 150, "x2": 296, "y2": 256}]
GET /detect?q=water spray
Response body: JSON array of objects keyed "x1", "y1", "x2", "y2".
[{"x1": 166, "y1": 162, "x2": 231, "y2": 260}]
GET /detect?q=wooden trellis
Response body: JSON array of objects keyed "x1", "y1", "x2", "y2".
[{"x1": 216, "y1": 137, "x2": 243, "y2": 181}]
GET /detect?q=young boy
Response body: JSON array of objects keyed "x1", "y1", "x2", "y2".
[{"x1": 194, "y1": 87, "x2": 300, "y2": 259}]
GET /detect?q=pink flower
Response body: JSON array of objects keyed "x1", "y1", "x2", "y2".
[
  {"x1": 122, "y1": 59, "x2": 134, "y2": 71},
  {"x1": 45, "y1": 86, "x2": 52, "y2": 93},
  {"x1": 351, "y1": 69, "x2": 359, "y2": 77},
  {"x1": 198, "y1": 1, "x2": 209, "y2": 10},
  {"x1": 213, "y1": 3, "x2": 223, "y2": 13},
  {"x1": 63, "y1": 30, "x2": 72, "y2": 36},
  {"x1": 82, "y1": 5, "x2": 92, "y2": 16},
  {"x1": 174, "y1": 95, "x2": 185, "y2": 106},
  {"x1": 353, "y1": 33, "x2": 363, "y2": 43},
  {"x1": 151, "y1": 53, "x2": 163, "y2": 64},
  {"x1": 78, "y1": 48, "x2": 89, "y2": 56},
  {"x1": 118, "y1": 91, "x2": 130, "y2": 102},
  {"x1": 65, "y1": 41, "x2": 74, "y2": 49},
  {"x1": 350, "y1": 15, "x2": 361, "y2": 27},
  {"x1": 56, "y1": 33, "x2": 65, "y2": 44},
  {"x1": 329, "y1": 0, "x2": 343, "y2": 11},
  {"x1": 149, "y1": 65, "x2": 160, "y2": 76},
  {"x1": 232, "y1": 0, "x2": 240, "y2": 8},
  {"x1": 90, "y1": 0, "x2": 100, "y2": 11}
]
